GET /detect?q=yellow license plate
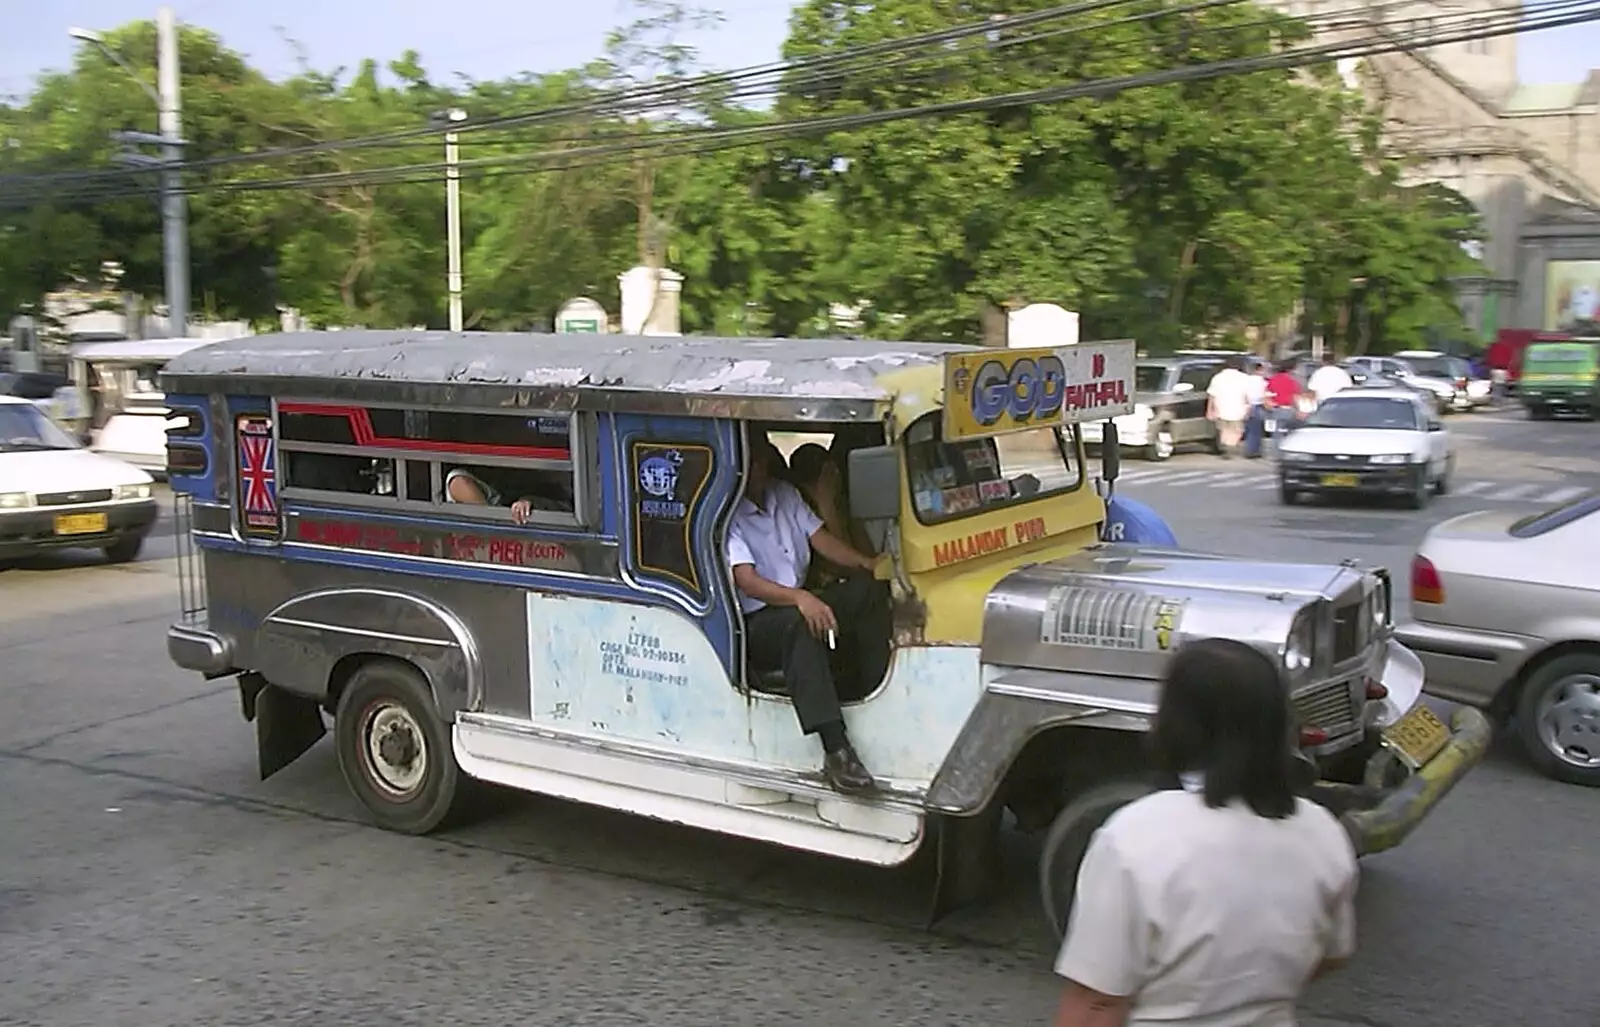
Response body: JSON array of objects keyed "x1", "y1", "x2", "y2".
[
  {"x1": 1320, "y1": 473, "x2": 1359, "y2": 487},
  {"x1": 1381, "y1": 705, "x2": 1451, "y2": 769},
  {"x1": 54, "y1": 512, "x2": 108, "y2": 536}
]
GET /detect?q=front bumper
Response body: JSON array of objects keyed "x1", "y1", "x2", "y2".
[
  {"x1": 1520, "y1": 390, "x2": 1595, "y2": 413},
  {"x1": 1081, "y1": 417, "x2": 1153, "y2": 448},
  {"x1": 0, "y1": 499, "x2": 159, "y2": 557},
  {"x1": 1308, "y1": 637, "x2": 1491, "y2": 856},
  {"x1": 1282, "y1": 462, "x2": 1424, "y2": 496},
  {"x1": 1394, "y1": 618, "x2": 1532, "y2": 709},
  {"x1": 1312, "y1": 706, "x2": 1492, "y2": 857}
]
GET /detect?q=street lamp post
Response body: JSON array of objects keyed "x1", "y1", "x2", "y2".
[
  {"x1": 438, "y1": 108, "x2": 469, "y2": 332},
  {"x1": 69, "y1": 6, "x2": 189, "y2": 339}
]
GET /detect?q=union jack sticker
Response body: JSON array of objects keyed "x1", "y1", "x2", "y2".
[{"x1": 235, "y1": 414, "x2": 280, "y2": 536}]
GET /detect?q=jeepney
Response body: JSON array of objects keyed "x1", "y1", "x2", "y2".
[{"x1": 160, "y1": 331, "x2": 1490, "y2": 934}]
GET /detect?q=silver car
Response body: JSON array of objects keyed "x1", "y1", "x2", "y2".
[
  {"x1": 1396, "y1": 492, "x2": 1600, "y2": 785},
  {"x1": 1345, "y1": 356, "x2": 1459, "y2": 413}
]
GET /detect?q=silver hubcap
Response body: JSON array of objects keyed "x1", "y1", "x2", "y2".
[
  {"x1": 1154, "y1": 431, "x2": 1174, "y2": 460},
  {"x1": 362, "y1": 701, "x2": 428, "y2": 797},
  {"x1": 1535, "y1": 673, "x2": 1600, "y2": 769}
]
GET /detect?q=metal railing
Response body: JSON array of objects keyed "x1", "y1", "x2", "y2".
[{"x1": 172, "y1": 492, "x2": 207, "y2": 626}]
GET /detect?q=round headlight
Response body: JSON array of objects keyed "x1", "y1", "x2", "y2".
[{"x1": 1284, "y1": 614, "x2": 1314, "y2": 673}]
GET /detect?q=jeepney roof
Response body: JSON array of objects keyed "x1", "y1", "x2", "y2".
[{"x1": 160, "y1": 330, "x2": 981, "y2": 423}]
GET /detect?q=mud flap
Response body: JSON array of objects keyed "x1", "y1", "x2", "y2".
[
  {"x1": 927, "y1": 803, "x2": 1003, "y2": 927},
  {"x1": 254, "y1": 679, "x2": 327, "y2": 781}
]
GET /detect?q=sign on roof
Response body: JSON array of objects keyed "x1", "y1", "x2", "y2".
[{"x1": 943, "y1": 340, "x2": 1135, "y2": 441}]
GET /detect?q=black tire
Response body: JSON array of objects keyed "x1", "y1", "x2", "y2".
[
  {"x1": 1279, "y1": 479, "x2": 1299, "y2": 505},
  {"x1": 103, "y1": 535, "x2": 145, "y2": 564},
  {"x1": 335, "y1": 659, "x2": 471, "y2": 834},
  {"x1": 1513, "y1": 653, "x2": 1600, "y2": 787},
  {"x1": 1527, "y1": 405, "x2": 1550, "y2": 421},
  {"x1": 1404, "y1": 466, "x2": 1431, "y2": 510},
  {"x1": 1038, "y1": 779, "x2": 1152, "y2": 938},
  {"x1": 1434, "y1": 456, "x2": 1454, "y2": 496}
]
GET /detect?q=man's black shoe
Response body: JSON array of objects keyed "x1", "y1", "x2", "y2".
[{"x1": 823, "y1": 744, "x2": 875, "y2": 794}]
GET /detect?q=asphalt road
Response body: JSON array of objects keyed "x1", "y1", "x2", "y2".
[{"x1": 2, "y1": 410, "x2": 1597, "y2": 1027}]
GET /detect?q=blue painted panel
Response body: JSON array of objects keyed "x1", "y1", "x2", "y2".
[
  {"x1": 609, "y1": 413, "x2": 742, "y2": 677},
  {"x1": 164, "y1": 392, "x2": 213, "y2": 499}
]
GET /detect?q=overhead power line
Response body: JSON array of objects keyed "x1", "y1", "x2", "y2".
[{"x1": 5, "y1": 0, "x2": 1597, "y2": 208}]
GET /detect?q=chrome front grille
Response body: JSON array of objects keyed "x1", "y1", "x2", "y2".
[
  {"x1": 1332, "y1": 597, "x2": 1365, "y2": 664},
  {"x1": 1293, "y1": 679, "x2": 1361, "y2": 730}
]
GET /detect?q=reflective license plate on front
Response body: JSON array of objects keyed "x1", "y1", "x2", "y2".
[
  {"x1": 1381, "y1": 705, "x2": 1450, "y2": 769},
  {"x1": 54, "y1": 512, "x2": 108, "y2": 536},
  {"x1": 1320, "y1": 473, "x2": 1359, "y2": 487}
]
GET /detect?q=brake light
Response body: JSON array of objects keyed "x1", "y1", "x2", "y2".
[
  {"x1": 1299, "y1": 726, "x2": 1329, "y2": 746},
  {"x1": 1412, "y1": 554, "x2": 1445, "y2": 604},
  {"x1": 1365, "y1": 679, "x2": 1389, "y2": 701}
]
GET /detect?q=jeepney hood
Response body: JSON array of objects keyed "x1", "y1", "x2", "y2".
[{"x1": 979, "y1": 543, "x2": 1377, "y2": 681}]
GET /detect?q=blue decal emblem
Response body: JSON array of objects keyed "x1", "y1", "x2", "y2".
[{"x1": 639, "y1": 449, "x2": 687, "y2": 519}]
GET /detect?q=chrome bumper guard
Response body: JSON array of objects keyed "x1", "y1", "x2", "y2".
[
  {"x1": 167, "y1": 622, "x2": 236, "y2": 678},
  {"x1": 1312, "y1": 706, "x2": 1492, "y2": 857}
]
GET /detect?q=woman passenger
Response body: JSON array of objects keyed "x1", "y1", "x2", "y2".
[
  {"x1": 1052, "y1": 637, "x2": 1359, "y2": 1027},
  {"x1": 789, "y1": 443, "x2": 874, "y2": 586}
]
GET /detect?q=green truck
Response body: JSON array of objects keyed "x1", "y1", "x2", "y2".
[{"x1": 1520, "y1": 338, "x2": 1600, "y2": 419}]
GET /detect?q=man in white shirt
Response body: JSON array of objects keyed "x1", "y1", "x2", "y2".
[
  {"x1": 1204, "y1": 357, "x2": 1252, "y2": 458},
  {"x1": 1307, "y1": 352, "x2": 1353, "y2": 406},
  {"x1": 728, "y1": 437, "x2": 888, "y2": 794}
]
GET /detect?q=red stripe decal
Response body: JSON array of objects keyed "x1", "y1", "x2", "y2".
[{"x1": 278, "y1": 402, "x2": 569, "y2": 460}]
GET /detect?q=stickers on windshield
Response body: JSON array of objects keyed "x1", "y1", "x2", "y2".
[
  {"x1": 916, "y1": 489, "x2": 946, "y2": 514},
  {"x1": 978, "y1": 479, "x2": 1012, "y2": 503},
  {"x1": 942, "y1": 485, "x2": 981, "y2": 514},
  {"x1": 962, "y1": 446, "x2": 998, "y2": 474},
  {"x1": 1041, "y1": 587, "x2": 1188, "y2": 652}
]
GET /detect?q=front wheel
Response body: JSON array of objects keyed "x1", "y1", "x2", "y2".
[
  {"x1": 1038, "y1": 779, "x2": 1151, "y2": 938},
  {"x1": 1514, "y1": 653, "x2": 1600, "y2": 787},
  {"x1": 104, "y1": 535, "x2": 144, "y2": 564},
  {"x1": 335, "y1": 659, "x2": 471, "y2": 834}
]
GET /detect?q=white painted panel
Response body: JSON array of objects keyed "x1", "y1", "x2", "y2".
[{"x1": 525, "y1": 592, "x2": 984, "y2": 788}]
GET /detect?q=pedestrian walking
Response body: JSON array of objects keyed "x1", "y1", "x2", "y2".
[
  {"x1": 1306, "y1": 352, "x2": 1353, "y2": 408},
  {"x1": 1265, "y1": 360, "x2": 1304, "y2": 454},
  {"x1": 1050, "y1": 637, "x2": 1359, "y2": 1027},
  {"x1": 1204, "y1": 357, "x2": 1252, "y2": 459},
  {"x1": 1241, "y1": 362, "x2": 1269, "y2": 459}
]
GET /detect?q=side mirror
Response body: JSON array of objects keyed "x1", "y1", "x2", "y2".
[
  {"x1": 1173, "y1": 381, "x2": 1196, "y2": 394},
  {"x1": 847, "y1": 445, "x2": 902, "y2": 521},
  {"x1": 1101, "y1": 422, "x2": 1121, "y2": 483},
  {"x1": 1428, "y1": 419, "x2": 1444, "y2": 432}
]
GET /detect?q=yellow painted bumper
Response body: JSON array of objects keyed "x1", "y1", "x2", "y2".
[{"x1": 1321, "y1": 707, "x2": 1493, "y2": 857}]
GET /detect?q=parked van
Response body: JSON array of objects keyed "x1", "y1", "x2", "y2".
[{"x1": 1519, "y1": 338, "x2": 1600, "y2": 419}]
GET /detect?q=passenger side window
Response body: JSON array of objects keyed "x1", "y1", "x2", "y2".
[
  {"x1": 1178, "y1": 365, "x2": 1214, "y2": 390},
  {"x1": 276, "y1": 402, "x2": 582, "y2": 525}
]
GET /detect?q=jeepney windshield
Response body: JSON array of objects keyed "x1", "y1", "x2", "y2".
[{"x1": 904, "y1": 413, "x2": 1082, "y2": 524}]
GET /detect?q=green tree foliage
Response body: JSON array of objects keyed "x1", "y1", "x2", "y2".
[{"x1": 1, "y1": 2, "x2": 1484, "y2": 351}]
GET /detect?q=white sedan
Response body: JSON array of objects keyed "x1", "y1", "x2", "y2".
[
  {"x1": 0, "y1": 395, "x2": 159, "y2": 563},
  {"x1": 1278, "y1": 387, "x2": 1455, "y2": 509}
]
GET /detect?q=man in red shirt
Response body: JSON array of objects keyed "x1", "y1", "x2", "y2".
[{"x1": 1264, "y1": 362, "x2": 1303, "y2": 451}]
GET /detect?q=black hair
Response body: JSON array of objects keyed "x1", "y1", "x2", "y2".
[
  {"x1": 789, "y1": 442, "x2": 833, "y2": 487},
  {"x1": 1147, "y1": 637, "x2": 1298, "y2": 819}
]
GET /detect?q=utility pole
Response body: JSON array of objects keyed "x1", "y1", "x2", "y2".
[
  {"x1": 442, "y1": 108, "x2": 468, "y2": 332},
  {"x1": 157, "y1": 6, "x2": 189, "y2": 339},
  {"x1": 69, "y1": 6, "x2": 189, "y2": 339}
]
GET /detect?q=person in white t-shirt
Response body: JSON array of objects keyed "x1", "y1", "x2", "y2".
[
  {"x1": 1052, "y1": 637, "x2": 1359, "y2": 1027},
  {"x1": 1306, "y1": 352, "x2": 1354, "y2": 406},
  {"x1": 1204, "y1": 357, "x2": 1253, "y2": 458}
]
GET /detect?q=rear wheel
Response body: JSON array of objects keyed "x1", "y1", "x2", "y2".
[
  {"x1": 335, "y1": 660, "x2": 472, "y2": 834},
  {"x1": 1528, "y1": 405, "x2": 1551, "y2": 421},
  {"x1": 1434, "y1": 456, "x2": 1454, "y2": 496},
  {"x1": 1038, "y1": 779, "x2": 1152, "y2": 937},
  {"x1": 1514, "y1": 653, "x2": 1600, "y2": 787}
]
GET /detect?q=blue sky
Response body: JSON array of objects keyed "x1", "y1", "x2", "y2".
[{"x1": 1, "y1": 0, "x2": 1596, "y2": 100}]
